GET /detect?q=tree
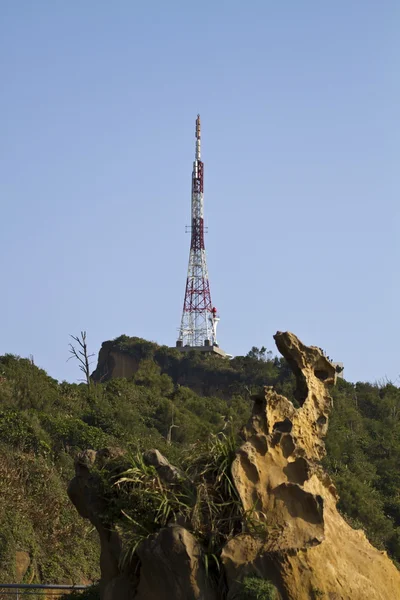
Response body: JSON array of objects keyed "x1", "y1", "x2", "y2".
[
  {"x1": 246, "y1": 346, "x2": 268, "y2": 361},
  {"x1": 68, "y1": 331, "x2": 95, "y2": 386}
]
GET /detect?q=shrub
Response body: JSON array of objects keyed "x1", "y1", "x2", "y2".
[
  {"x1": 114, "y1": 433, "x2": 244, "y2": 565},
  {"x1": 235, "y1": 575, "x2": 279, "y2": 599}
]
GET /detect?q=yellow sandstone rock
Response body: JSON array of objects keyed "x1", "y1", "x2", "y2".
[{"x1": 222, "y1": 332, "x2": 400, "y2": 600}]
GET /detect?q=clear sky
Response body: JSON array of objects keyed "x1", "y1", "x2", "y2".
[{"x1": 1, "y1": 1, "x2": 399, "y2": 384}]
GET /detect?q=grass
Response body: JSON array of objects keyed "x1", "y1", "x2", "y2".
[{"x1": 114, "y1": 433, "x2": 245, "y2": 569}]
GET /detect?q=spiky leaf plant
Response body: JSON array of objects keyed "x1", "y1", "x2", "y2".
[
  {"x1": 235, "y1": 575, "x2": 279, "y2": 600},
  {"x1": 186, "y1": 432, "x2": 244, "y2": 553},
  {"x1": 114, "y1": 433, "x2": 244, "y2": 567},
  {"x1": 114, "y1": 451, "x2": 192, "y2": 567}
]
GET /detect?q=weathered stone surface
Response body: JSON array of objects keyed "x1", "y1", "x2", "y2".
[
  {"x1": 222, "y1": 331, "x2": 400, "y2": 600},
  {"x1": 92, "y1": 343, "x2": 141, "y2": 382},
  {"x1": 143, "y1": 449, "x2": 184, "y2": 484},
  {"x1": 103, "y1": 574, "x2": 134, "y2": 600},
  {"x1": 135, "y1": 525, "x2": 216, "y2": 600}
]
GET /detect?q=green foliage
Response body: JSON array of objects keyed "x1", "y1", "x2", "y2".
[
  {"x1": 0, "y1": 447, "x2": 99, "y2": 584},
  {"x1": 0, "y1": 354, "x2": 58, "y2": 411},
  {"x1": 324, "y1": 378, "x2": 400, "y2": 558},
  {"x1": 41, "y1": 414, "x2": 111, "y2": 452},
  {"x1": 186, "y1": 433, "x2": 243, "y2": 548},
  {"x1": 0, "y1": 411, "x2": 50, "y2": 455},
  {"x1": 115, "y1": 451, "x2": 188, "y2": 566},
  {"x1": 235, "y1": 575, "x2": 278, "y2": 599},
  {"x1": 246, "y1": 346, "x2": 272, "y2": 362},
  {"x1": 115, "y1": 433, "x2": 244, "y2": 566}
]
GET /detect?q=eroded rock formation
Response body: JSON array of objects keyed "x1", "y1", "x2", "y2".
[
  {"x1": 69, "y1": 332, "x2": 400, "y2": 600},
  {"x1": 222, "y1": 332, "x2": 400, "y2": 600}
]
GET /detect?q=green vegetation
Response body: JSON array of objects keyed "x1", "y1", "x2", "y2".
[
  {"x1": 115, "y1": 432, "x2": 243, "y2": 570},
  {"x1": 235, "y1": 575, "x2": 278, "y2": 599},
  {"x1": 0, "y1": 336, "x2": 399, "y2": 586},
  {"x1": 324, "y1": 378, "x2": 400, "y2": 559}
]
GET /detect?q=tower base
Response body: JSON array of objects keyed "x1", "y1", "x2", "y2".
[{"x1": 173, "y1": 341, "x2": 230, "y2": 359}]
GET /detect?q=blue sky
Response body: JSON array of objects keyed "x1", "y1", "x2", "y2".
[{"x1": 0, "y1": 1, "x2": 398, "y2": 384}]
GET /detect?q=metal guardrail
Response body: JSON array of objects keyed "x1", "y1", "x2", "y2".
[{"x1": 0, "y1": 584, "x2": 89, "y2": 598}]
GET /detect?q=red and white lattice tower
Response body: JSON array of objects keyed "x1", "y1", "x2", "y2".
[{"x1": 177, "y1": 115, "x2": 220, "y2": 348}]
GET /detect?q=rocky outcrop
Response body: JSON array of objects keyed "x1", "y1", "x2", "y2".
[
  {"x1": 67, "y1": 448, "x2": 137, "y2": 600},
  {"x1": 91, "y1": 342, "x2": 141, "y2": 382},
  {"x1": 69, "y1": 332, "x2": 400, "y2": 600},
  {"x1": 222, "y1": 332, "x2": 400, "y2": 600},
  {"x1": 143, "y1": 449, "x2": 184, "y2": 485},
  {"x1": 135, "y1": 525, "x2": 216, "y2": 600},
  {"x1": 68, "y1": 448, "x2": 212, "y2": 600}
]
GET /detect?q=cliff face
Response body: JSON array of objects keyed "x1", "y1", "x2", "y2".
[
  {"x1": 70, "y1": 332, "x2": 400, "y2": 600},
  {"x1": 91, "y1": 342, "x2": 142, "y2": 382}
]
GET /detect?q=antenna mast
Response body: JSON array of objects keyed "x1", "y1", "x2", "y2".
[{"x1": 177, "y1": 115, "x2": 220, "y2": 348}]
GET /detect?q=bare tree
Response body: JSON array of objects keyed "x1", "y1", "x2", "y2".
[{"x1": 68, "y1": 331, "x2": 95, "y2": 386}]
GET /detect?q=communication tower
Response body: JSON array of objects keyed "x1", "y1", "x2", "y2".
[{"x1": 175, "y1": 116, "x2": 226, "y2": 357}]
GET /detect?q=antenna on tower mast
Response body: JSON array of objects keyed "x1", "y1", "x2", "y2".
[{"x1": 174, "y1": 116, "x2": 228, "y2": 358}]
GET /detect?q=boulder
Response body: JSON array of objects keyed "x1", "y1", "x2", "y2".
[
  {"x1": 135, "y1": 525, "x2": 216, "y2": 600},
  {"x1": 143, "y1": 449, "x2": 184, "y2": 484}
]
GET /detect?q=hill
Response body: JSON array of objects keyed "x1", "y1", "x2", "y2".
[{"x1": 0, "y1": 335, "x2": 399, "y2": 589}]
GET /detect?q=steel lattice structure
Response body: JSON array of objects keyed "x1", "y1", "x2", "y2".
[{"x1": 177, "y1": 115, "x2": 219, "y2": 347}]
